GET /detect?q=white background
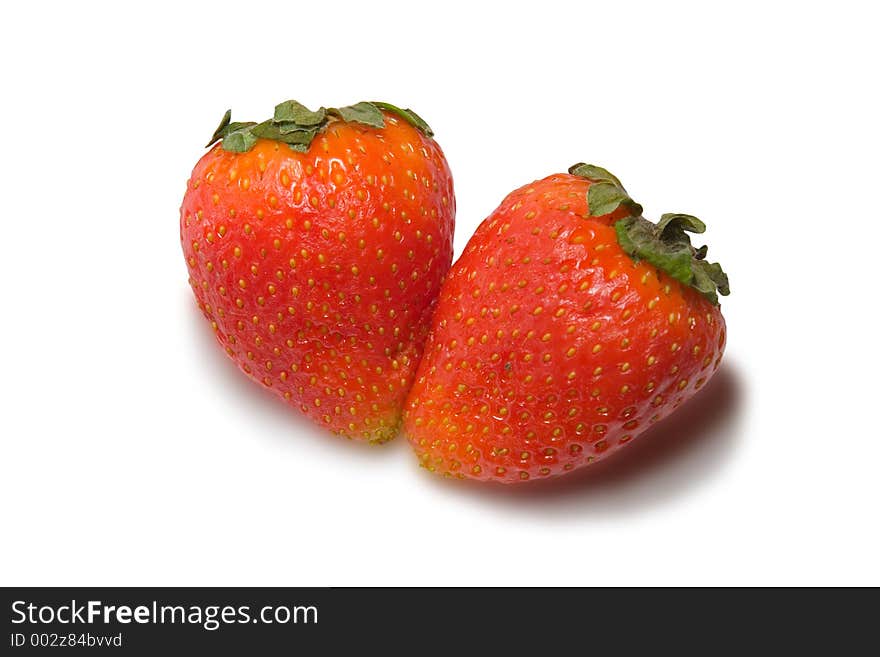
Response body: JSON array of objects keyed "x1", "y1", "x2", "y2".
[{"x1": 2, "y1": 1, "x2": 878, "y2": 586}]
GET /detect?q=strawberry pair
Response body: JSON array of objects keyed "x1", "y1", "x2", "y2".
[{"x1": 180, "y1": 99, "x2": 728, "y2": 484}]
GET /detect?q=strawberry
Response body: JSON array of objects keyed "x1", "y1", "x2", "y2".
[
  {"x1": 403, "y1": 164, "x2": 728, "y2": 481},
  {"x1": 181, "y1": 100, "x2": 455, "y2": 443}
]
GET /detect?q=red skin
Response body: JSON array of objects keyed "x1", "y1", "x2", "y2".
[
  {"x1": 181, "y1": 115, "x2": 455, "y2": 442},
  {"x1": 403, "y1": 174, "x2": 725, "y2": 481}
]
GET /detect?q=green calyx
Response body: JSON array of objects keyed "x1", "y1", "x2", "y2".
[
  {"x1": 371, "y1": 102, "x2": 434, "y2": 137},
  {"x1": 205, "y1": 100, "x2": 434, "y2": 153},
  {"x1": 569, "y1": 163, "x2": 730, "y2": 305},
  {"x1": 569, "y1": 162, "x2": 643, "y2": 217},
  {"x1": 615, "y1": 214, "x2": 730, "y2": 305}
]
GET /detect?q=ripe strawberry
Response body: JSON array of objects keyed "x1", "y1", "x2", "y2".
[
  {"x1": 403, "y1": 164, "x2": 729, "y2": 481},
  {"x1": 181, "y1": 100, "x2": 455, "y2": 443}
]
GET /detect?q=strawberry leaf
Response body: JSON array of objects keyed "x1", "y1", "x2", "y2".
[
  {"x1": 281, "y1": 128, "x2": 318, "y2": 146},
  {"x1": 273, "y1": 100, "x2": 326, "y2": 127},
  {"x1": 371, "y1": 101, "x2": 434, "y2": 137},
  {"x1": 251, "y1": 121, "x2": 318, "y2": 145},
  {"x1": 207, "y1": 116, "x2": 258, "y2": 148},
  {"x1": 332, "y1": 102, "x2": 385, "y2": 128},
  {"x1": 249, "y1": 121, "x2": 282, "y2": 140},
  {"x1": 614, "y1": 214, "x2": 730, "y2": 305},
  {"x1": 588, "y1": 182, "x2": 635, "y2": 216},
  {"x1": 278, "y1": 122, "x2": 318, "y2": 135},
  {"x1": 221, "y1": 128, "x2": 258, "y2": 153},
  {"x1": 568, "y1": 163, "x2": 623, "y2": 188},
  {"x1": 206, "y1": 109, "x2": 232, "y2": 147},
  {"x1": 657, "y1": 213, "x2": 706, "y2": 235},
  {"x1": 569, "y1": 162, "x2": 642, "y2": 217},
  {"x1": 225, "y1": 121, "x2": 257, "y2": 134}
]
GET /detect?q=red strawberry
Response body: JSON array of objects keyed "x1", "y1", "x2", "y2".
[
  {"x1": 181, "y1": 100, "x2": 455, "y2": 443},
  {"x1": 403, "y1": 164, "x2": 728, "y2": 481}
]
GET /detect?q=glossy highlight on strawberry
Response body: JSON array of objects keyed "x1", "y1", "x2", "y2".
[
  {"x1": 403, "y1": 166, "x2": 728, "y2": 482},
  {"x1": 181, "y1": 100, "x2": 455, "y2": 443}
]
